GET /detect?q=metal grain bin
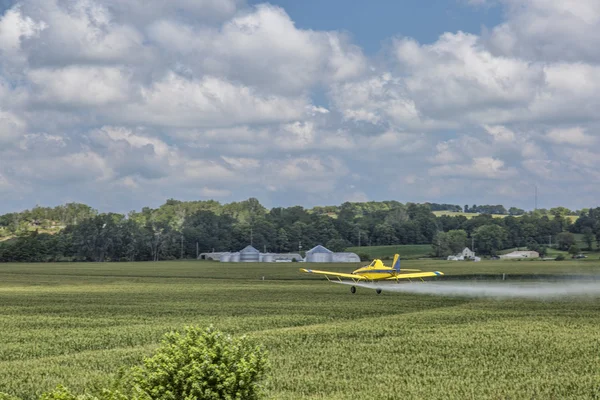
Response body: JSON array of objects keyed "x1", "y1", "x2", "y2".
[
  {"x1": 305, "y1": 245, "x2": 333, "y2": 263},
  {"x1": 239, "y1": 245, "x2": 260, "y2": 262}
]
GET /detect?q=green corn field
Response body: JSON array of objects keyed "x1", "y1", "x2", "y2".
[{"x1": 1, "y1": 260, "x2": 600, "y2": 399}]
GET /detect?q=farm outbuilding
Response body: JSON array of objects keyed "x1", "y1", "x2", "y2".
[
  {"x1": 271, "y1": 253, "x2": 303, "y2": 262},
  {"x1": 305, "y1": 245, "x2": 360, "y2": 263},
  {"x1": 499, "y1": 251, "x2": 539, "y2": 259},
  {"x1": 198, "y1": 252, "x2": 227, "y2": 261},
  {"x1": 239, "y1": 245, "x2": 260, "y2": 262},
  {"x1": 216, "y1": 245, "x2": 357, "y2": 263},
  {"x1": 305, "y1": 245, "x2": 334, "y2": 263},
  {"x1": 447, "y1": 247, "x2": 479, "y2": 261},
  {"x1": 332, "y1": 252, "x2": 361, "y2": 262},
  {"x1": 217, "y1": 246, "x2": 302, "y2": 263}
]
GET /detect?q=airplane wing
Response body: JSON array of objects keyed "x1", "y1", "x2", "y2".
[
  {"x1": 299, "y1": 268, "x2": 367, "y2": 281},
  {"x1": 386, "y1": 271, "x2": 444, "y2": 280}
]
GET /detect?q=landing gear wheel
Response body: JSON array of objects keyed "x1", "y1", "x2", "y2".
[
  {"x1": 350, "y1": 286, "x2": 356, "y2": 294},
  {"x1": 376, "y1": 289, "x2": 382, "y2": 295}
]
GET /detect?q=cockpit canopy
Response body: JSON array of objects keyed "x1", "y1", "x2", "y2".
[{"x1": 368, "y1": 259, "x2": 384, "y2": 269}]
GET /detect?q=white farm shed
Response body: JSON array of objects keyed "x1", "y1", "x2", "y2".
[
  {"x1": 499, "y1": 251, "x2": 539, "y2": 259},
  {"x1": 447, "y1": 247, "x2": 477, "y2": 261},
  {"x1": 332, "y1": 252, "x2": 361, "y2": 262},
  {"x1": 198, "y1": 252, "x2": 227, "y2": 261}
]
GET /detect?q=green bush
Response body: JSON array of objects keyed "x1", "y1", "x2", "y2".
[
  {"x1": 129, "y1": 325, "x2": 269, "y2": 400},
  {"x1": 555, "y1": 254, "x2": 565, "y2": 261}
]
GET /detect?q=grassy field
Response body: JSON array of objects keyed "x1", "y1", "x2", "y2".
[
  {"x1": 432, "y1": 211, "x2": 507, "y2": 219},
  {"x1": 1, "y1": 260, "x2": 600, "y2": 399},
  {"x1": 432, "y1": 210, "x2": 579, "y2": 222},
  {"x1": 345, "y1": 244, "x2": 432, "y2": 259}
]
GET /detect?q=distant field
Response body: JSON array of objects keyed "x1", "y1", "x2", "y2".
[
  {"x1": 432, "y1": 211, "x2": 507, "y2": 219},
  {"x1": 432, "y1": 211, "x2": 580, "y2": 222},
  {"x1": 2, "y1": 260, "x2": 600, "y2": 399},
  {"x1": 345, "y1": 244, "x2": 432, "y2": 259},
  {"x1": 0, "y1": 225, "x2": 63, "y2": 241}
]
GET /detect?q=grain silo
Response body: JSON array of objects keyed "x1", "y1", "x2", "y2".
[
  {"x1": 305, "y1": 245, "x2": 334, "y2": 263},
  {"x1": 219, "y1": 252, "x2": 231, "y2": 262},
  {"x1": 261, "y1": 253, "x2": 275, "y2": 263},
  {"x1": 230, "y1": 252, "x2": 240, "y2": 262},
  {"x1": 239, "y1": 245, "x2": 260, "y2": 262}
]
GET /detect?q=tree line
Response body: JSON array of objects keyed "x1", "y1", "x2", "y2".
[{"x1": 0, "y1": 199, "x2": 598, "y2": 262}]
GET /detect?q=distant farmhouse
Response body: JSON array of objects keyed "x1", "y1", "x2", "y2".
[
  {"x1": 499, "y1": 250, "x2": 539, "y2": 259},
  {"x1": 199, "y1": 244, "x2": 359, "y2": 263},
  {"x1": 447, "y1": 247, "x2": 481, "y2": 262}
]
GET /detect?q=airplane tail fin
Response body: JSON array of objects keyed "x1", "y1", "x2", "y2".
[{"x1": 392, "y1": 254, "x2": 401, "y2": 271}]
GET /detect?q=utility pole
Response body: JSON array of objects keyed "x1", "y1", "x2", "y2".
[
  {"x1": 196, "y1": 242, "x2": 199, "y2": 259},
  {"x1": 250, "y1": 226, "x2": 253, "y2": 246},
  {"x1": 358, "y1": 229, "x2": 361, "y2": 247},
  {"x1": 549, "y1": 235, "x2": 552, "y2": 248}
]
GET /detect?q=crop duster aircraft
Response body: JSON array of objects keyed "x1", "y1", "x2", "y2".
[{"x1": 300, "y1": 254, "x2": 443, "y2": 294}]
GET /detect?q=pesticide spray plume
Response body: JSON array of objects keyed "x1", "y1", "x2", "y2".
[{"x1": 333, "y1": 279, "x2": 600, "y2": 300}]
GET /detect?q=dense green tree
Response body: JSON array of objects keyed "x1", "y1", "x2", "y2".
[
  {"x1": 568, "y1": 244, "x2": 581, "y2": 256},
  {"x1": 326, "y1": 238, "x2": 351, "y2": 252},
  {"x1": 509, "y1": 207, "x2": 525, "y2": 216},
  {"x1": 473, "y1": 224, "x2": 508, "y2": 255},
  {"x1": 432, "y1": 229, "x2": 467, "y2": 257},
  {"x1": 2, "y1": 198, "x2": 600, "y2": 263},
  {"x1": 583, "y1": 227, "x2": 595, "y2": 250},
  {"x1": 276, "y1": 228, "x2": 290, "y2": 252},
  {"x1": 556, "y1": 232, "x2": 576, "y2": 251},
  {"x1": 373, "y1": 223, "x2": 397, "y2": 245},
  {"x1": 527, "y1": 240, "x2": 547, "y2": 257}
]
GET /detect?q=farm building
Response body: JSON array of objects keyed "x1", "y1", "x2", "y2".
[
  {"x1": 499, "y1": 250, "x2": 539, "y2": 259},
  {"x1": 209, "y1": 245, "x2": 358, "y2": 263},
  {"x1": 198, "y1": 252, "x2": 227, "y2": 261},
  {"x1": 216, "y1": 245, "x2": 302, "y2": 263},
  {"x1": 305, "y1": 245, "x2": 333, "y2": 262},
  {"x1": 332, "y1": 252, "x2": 361, "y2": 262},
  {"x1": 305, "y1": 245, "x2": 360, "y2": 263},
  {"x1": 262, "y1": 253, "x2": 303, "y2": 262},
  {"x1": 447, "y1": 247, "x2": 480, "y2": 261},
  {"x1": 240, "y1": 245, "x2": 260, "y2": 262},
  {"x1": 218, "y1": 252, "x2": 241, "y2": 262}
]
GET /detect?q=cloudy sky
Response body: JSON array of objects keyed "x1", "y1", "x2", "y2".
[{"x1": 0, "y1": 0, "x2": 599, "y2": 214}]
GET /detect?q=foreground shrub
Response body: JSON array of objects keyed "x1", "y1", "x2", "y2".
[{"x1": 130, "y1": 325, "x2": 268, "y2": 400}]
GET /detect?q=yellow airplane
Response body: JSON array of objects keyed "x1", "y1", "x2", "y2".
[{"x1": 300, "y1": 254, "x2": 443, "y2": 294}]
